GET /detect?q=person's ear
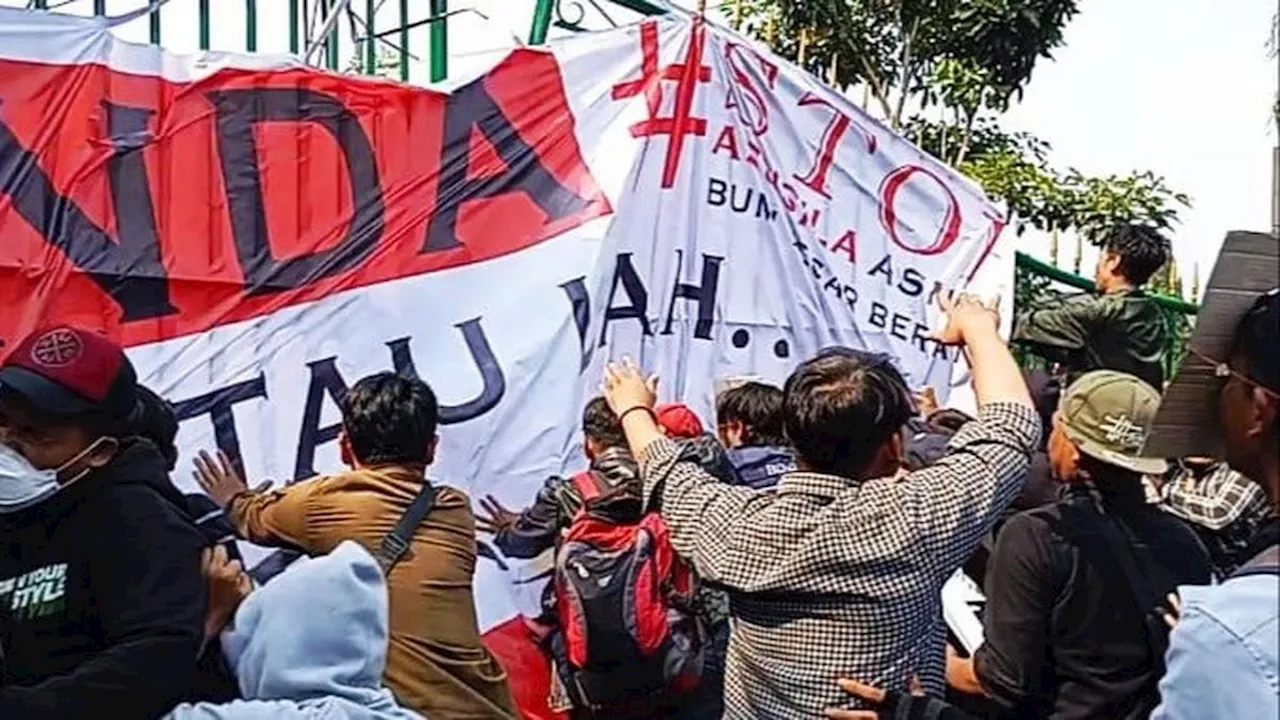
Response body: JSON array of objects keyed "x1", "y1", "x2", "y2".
[
  {"x1": 339, "y1": 429, "x2": 355, "y2": 468},
  {"x1": 1249, "y1": 388, "x2": 1278, "y2": 440},
  {"x1": 425, "y1": 434, "x2": 439, "y2": 465},
  {"x1": 83, "y1": 437, "x2": 119, "y2": 469},
  {"x1": 584, "y1": 438, "x2": 598, "y2": 462},
  {"x1": 868, "y1": 431, "x2": 906, "y2": 477},
  {"x1": 889, "y1": 431, "x2": 906, "y2": 468}
]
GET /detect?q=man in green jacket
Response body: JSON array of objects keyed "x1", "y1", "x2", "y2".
[{"x1": 1013, "y1": 224, "x2": 1172, "y2": 388}]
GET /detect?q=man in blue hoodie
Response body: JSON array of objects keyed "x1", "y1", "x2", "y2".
[{"x1": 715, "y1": 381, "x2": 795, "y2": 489}]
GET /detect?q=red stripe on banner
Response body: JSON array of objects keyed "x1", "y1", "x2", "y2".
[
  {"x1": 0, "y1": 50, "x2": 609, "y2": 351},
  {"x1": 482, "y1": 615, "x2": 568, "y2": 720}
]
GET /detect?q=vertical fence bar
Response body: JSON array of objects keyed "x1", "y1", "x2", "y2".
[
  {"x1": 289, "y1": 0, "x2": 299, "y2": 53},
  {"x1": 364, "y1": 0, "x2": 376, "y2": 74},
  {"x1": 149, "y1": 2, "x2": 161, "y2": 44},
  {"x1": 323, "y1": 0, "x2": 339, "y2": 70},
  {"x1": 198, "y1": 0, "x2": 210, "y2": 50},
  {"x1": 246, "y1": 0, "x2": 258, "y2": 51},
  {"x1": 93, "y1": 0, "x2": 106, "y2": 15},
  {"x1": 398, "y1": 0, "x2": 409, "y2": 81},
  {"x1": 529, "y1": 0, "x2": 554, "y2": 45},
  {"x1": 429, "y1": 0, "x2": 447, "y2": 82},
  {"x1": 33, "y1": 0, "x2": 47, "y2": 10}
]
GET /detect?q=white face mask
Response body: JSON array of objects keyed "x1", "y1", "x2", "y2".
[{"x1": 0, "y1": 439, "x2": 104, "y2": 514}]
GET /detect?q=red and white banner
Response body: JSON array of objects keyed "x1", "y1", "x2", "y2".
[{"x1": 0, "y1": 7, "x2": 1011, "y2": 716}]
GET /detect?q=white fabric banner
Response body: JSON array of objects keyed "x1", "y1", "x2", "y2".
[{"x1": 0, "y1": 6, "x2": 1011, "y2": 649}]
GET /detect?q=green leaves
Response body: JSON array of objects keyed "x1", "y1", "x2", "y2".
[
  {"x1": 741, "y1": 0, "x2": 1195, "y2": 368},
  {"x1": 740, "y1": 0, "x2": 1079, "y2": 128},
  {"x1": 902, "y1": 117, "x2": 1190, "y2": 242}
]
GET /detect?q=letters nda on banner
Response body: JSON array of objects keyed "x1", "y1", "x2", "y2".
[{"x1": 0, "y1": 7, "x2": 1012, "y2": 716}]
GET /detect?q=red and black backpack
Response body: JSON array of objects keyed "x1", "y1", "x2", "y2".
[{"x1": 553, "y1": 471, "x2": 706, "y2": 711}]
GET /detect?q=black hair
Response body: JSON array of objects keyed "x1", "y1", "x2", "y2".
[
  {"x1": 1234, "y1": 288, "x2": 1280, "y2": 394},
  {"x1": 716, "y1": 381, "x2": 786, "y2": 447},
  {"x1": 582, "y1": 396, "x2": 626, "y2": 451},
  {"x1": 1234, "y1": 288, "x2": 1280, "y2": 437},
  {"x1": 341, "y1": 372, "x2": 439, "y2": 466},
  {"x1": 782, "y1": 349, "x2": 915, "y2": 478},
  {"x1": 1101, "y1": 225, "x2": 1172, "y2": 286},
  {"x1": 1078, "y1": 454, "x2": 1145, "y2": 503},
  {"x1": 130, "y1": 385, "x2": 180, "y2": 470}
]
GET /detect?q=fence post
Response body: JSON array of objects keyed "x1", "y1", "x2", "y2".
[
  {"x1": 429, "y1": 0, "x2": 448, "y2": 82},
  {"x1": 246, "y1": 0, "x2": 258, "y2": 52},
  {"x1": 364, "y1": 0, "x2": 376, "y2": 74},
  {"x1": 289, "y1": 0, "x2": 299, "y2": 53},
  {"x1": 198, "y1": 0, "x2": 210, "y2": 50},
  {"x1": 323, "y1": 0, "x2": 339, "y2": 70},
  {"x1": 529, "y1": 0, "x2": 554, "y2": 45},
  {"x1": 149, "y1": 2, "x2": 161, "y2": 44},
  {"x1": 398, "y1": 0, "x2": 410, "y2": 81}
]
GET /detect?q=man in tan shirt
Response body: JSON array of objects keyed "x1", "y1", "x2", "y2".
[{"x1": 195, "y1": 372, "x2": 516, "y2": 720}]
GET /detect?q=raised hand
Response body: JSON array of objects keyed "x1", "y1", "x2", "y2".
[
  {"x1": 928, "y1": 292, "x2": 1001, "y2": 347},
  {"x1": 194, "y1": 450, "x2": 250, "y2": 509},
  {"x1": 601, "y1": 357, "x2": 658, "y2": 416},
  {"x1": 475, "y1": 494, "x2": 520, "y2": 535}
]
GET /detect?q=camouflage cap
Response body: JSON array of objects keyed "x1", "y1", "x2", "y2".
[{"x1": 1059, "y1": 370, "x2": 1168, "y2": 476}]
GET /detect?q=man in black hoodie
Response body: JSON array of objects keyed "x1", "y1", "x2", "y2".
[
  {"x1": 0, "y1": 326, "x2": 212, "y2": 718},
  {"x1": 131, "y1": 384, "x2": 242, "y2": 564}
]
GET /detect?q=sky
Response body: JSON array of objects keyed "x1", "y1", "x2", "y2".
[{"x1": 2, "y1": 0, "x2": 1275, "y2": 292}]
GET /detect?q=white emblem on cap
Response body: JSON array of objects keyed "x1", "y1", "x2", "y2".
[
  {"x1": 30, "y1": 329, "x2": 83, "y2": 368},
  {"x1": 1100, "y1": 414, "x2": 1145, "y2": 449}
]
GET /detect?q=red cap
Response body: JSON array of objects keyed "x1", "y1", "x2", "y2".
[
  {"x1": 655, "y1": 403, "x2": 705, "y2": 439},
  {"x1": 0, "y1": 326, "x2": 138, "y2": 421}
]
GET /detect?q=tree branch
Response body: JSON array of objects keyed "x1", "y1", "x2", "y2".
[
  {"x1": 891, "y1": 16, "x2": 919, "y2": 129},
  {"x1": 954, "y1": 106, "x2": 978, "y2": 166},
  {"x1": 858, "y1": 55, "x2": 895, "y2": 121}
]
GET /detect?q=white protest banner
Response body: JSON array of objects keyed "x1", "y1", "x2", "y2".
[{"x1": 0, "y1": 7, "x2": 1011, "y2": 715}]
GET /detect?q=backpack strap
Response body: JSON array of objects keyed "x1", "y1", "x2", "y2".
[
  {"x1": 1055, "y1": 498, "x2": 1177, "y2": 665},
  {"x1": 374, "y1": 482, "x2": 440, "y2": 573},
  {"x1": 1091, "y1": 509, "x2": 1177, "y2": 665}
]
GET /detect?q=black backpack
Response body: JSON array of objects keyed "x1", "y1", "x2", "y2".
[{"x1": 1054, "y1": 497, "x2": 1211, "y2": 670}]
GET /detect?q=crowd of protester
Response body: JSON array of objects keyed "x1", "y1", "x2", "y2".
[{"x1": 0, "y1": 224, "x2": 1276, "y2": 720}]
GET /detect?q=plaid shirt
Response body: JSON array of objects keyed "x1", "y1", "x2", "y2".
[
  {"x1": 1159, "y1": 462, "x2": 1274, "y2": 574},
  {"x1": 639, "y1": 402, "x2": 1040, "y2": 718}
]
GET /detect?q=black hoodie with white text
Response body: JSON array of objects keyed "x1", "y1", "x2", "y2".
[{"x1": 0, "y1": 439, "x2": 216, "y2": 719}]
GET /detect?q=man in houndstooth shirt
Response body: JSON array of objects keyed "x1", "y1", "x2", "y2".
[{"x1": 600, "y1": 295, "x2": 1040, "y2": 718}]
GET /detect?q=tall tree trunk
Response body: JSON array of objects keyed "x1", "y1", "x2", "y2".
[{"x1": 890, "y1": 16, "x2": 920, "y2": 129}]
